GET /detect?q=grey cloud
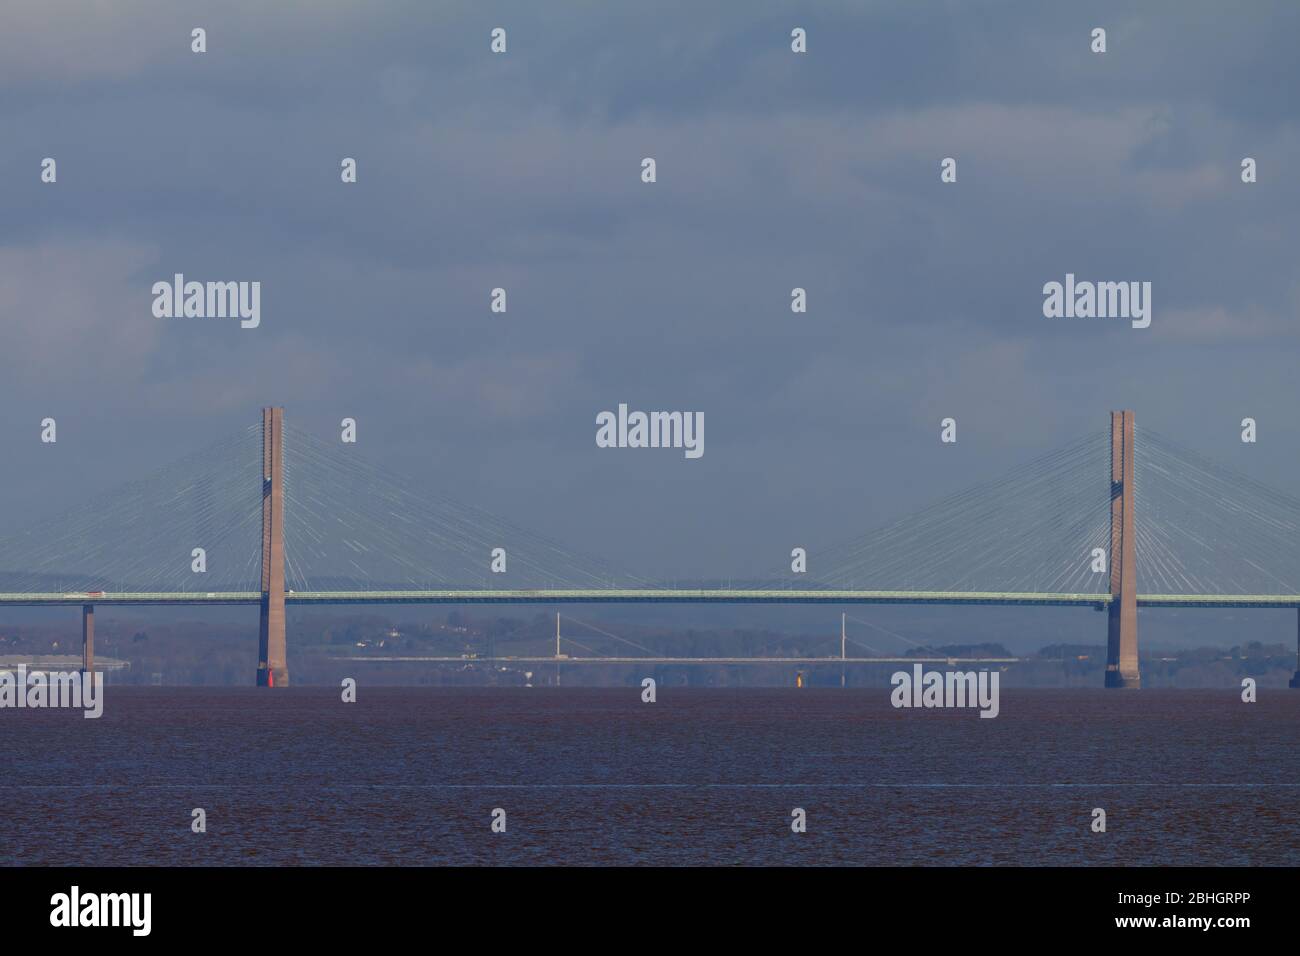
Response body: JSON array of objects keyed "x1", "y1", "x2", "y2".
[{"x1": 0, "y1": 1, "x2": 1297, "y2": 585}]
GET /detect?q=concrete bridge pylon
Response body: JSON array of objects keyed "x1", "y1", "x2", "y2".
[
  {"x1": 1105, "y1": 410, "x2": 1140, "y2": 689},
  {"x1": 256, "y1": 407, "x2": 288, "y2": 687}
]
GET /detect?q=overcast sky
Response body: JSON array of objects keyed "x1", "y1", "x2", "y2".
[{"x1": 2, "y1": 0, "x2": 1298, "y2": 596}]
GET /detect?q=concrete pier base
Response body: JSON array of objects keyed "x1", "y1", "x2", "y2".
[
  {"x1": 1104, "y1": 668, "x2": 1141, "y2": 689},
  {"x1": 1290, "y1": 608, "x2": 1300, "y2": 688},
  {"x1": 81, "y1": 604, "x2": 94, "y2": 674},
  {"x1": 256, "y1": 592, "x2": 288, "y2": 687}
]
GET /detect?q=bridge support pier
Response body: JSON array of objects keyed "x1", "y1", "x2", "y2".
[
  {"x1": 1104, "y1": 410, "x2": 1141, "y2": 688},
  {"x1": 81, "y1": 604, "x2": 94, "y2": 675},
  {"x1": 256, "y1": 407, "x2": 288, "y2": 687},
  {"x1": 1290, "y1": 608, "x2": 1300, "y2": 689}
]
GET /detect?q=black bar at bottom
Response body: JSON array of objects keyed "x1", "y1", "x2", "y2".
[{"x1": 0, "y1": 865, "x2": 1284, "y2": 942}]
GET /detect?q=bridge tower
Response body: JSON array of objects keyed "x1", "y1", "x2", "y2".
[
  {"x1": 1105, "y1": 410, "x2": 1140, "y2": 688},
  {"x1": 257, "y1": 406, "x2": 288, "y2": 687}
]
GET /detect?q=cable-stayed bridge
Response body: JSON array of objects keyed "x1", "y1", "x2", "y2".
[{"x1": 2, "y1": 408, "x2": 1300, "y2": 689}]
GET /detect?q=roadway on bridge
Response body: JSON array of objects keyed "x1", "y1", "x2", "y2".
[{"x1": 4, "y1": 589, "x2": 1300, "y2": 608}]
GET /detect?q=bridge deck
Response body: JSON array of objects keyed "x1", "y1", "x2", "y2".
[{"x1": 1, "y1": 589, "x2": 1298, "y2": 608}]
